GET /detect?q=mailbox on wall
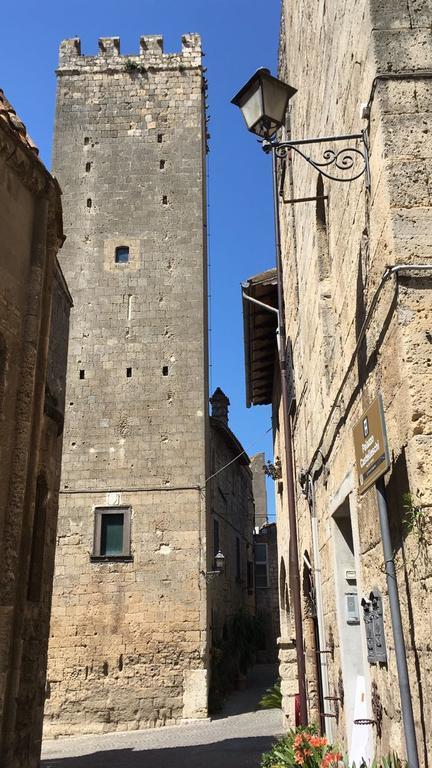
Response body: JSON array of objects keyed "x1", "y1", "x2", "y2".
[
  {"x1": 361, "y1": 589, "x2": 387, "y2": 664},
  {"x1": 344, "y1": 568, "x2": 360, "y2": 625}
]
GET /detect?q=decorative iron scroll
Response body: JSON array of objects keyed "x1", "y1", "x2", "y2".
[{"x1": 264, "y1": 131, "x2": 370, "y2": 188}]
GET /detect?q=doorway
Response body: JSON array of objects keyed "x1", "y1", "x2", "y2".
[{"x1": 332, "y1": 497, "x2": 373, "y2": 763}]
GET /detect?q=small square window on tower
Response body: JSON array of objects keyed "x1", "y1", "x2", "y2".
[
  {"x1": 115, "y1": 246, "x2": 129, "y2": 264},
  {"x1": 91, "y1": 507, "x2": 132, "y2": 560}
]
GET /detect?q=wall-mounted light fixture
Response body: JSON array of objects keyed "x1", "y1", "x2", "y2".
[
  {"x1": 231, "y1": 68, "x2": 370, "y2": 190},
  {"x1": 201, "y1": 550, "x2": 225, "y2": 583},
  {"x1": 232, "y1": 67, "x2": 371, "y2": 728}
]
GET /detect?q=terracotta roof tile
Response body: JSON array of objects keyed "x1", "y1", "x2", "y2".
[{"x1": 0, "y1": 88, "x2": 39, "y2": 155}]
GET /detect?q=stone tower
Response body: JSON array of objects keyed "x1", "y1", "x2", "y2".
[{"x1": 45, "y1": 34, "x2": 210, "y2": 736}]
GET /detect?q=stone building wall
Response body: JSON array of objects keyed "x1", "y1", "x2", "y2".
[
  {"x1": 0, "y1": 91, "x2": 67, "y2": 768},
  {"x1": 275, "y1": 0, "x2": 432, "y2": 763},
  {"x1": 208, "y1": 390, "x2": 255, "y2": 641},
  {"x1": 45, "y1": 35, "x2": 210, "y2": 736}
]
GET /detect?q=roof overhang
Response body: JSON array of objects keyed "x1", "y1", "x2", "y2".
[{"x1": 242, "y1": 268, "x2": 278, "y2": 408}]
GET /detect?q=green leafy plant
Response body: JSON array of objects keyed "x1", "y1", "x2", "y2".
[
  {"x1": 402, "y1": 491, "x2": 430, "y2": 546},
  {"x1": 261, "y1": 726, "x2": 343, "y2": 767},
  {"x1": 378, "y1": 755, "x2": 407, "y2": 768},
  {"x1": 345, "y1": 754, "x2": 407, "y2": 768},
  {"x1": 208, "y1": 609, "x2": 264, "y2": 713},
  {"x1": 263, "y1": 457, "x2": 282, "y2": 481},
  {"x1": 125, "y1": 59, "x2": 146, "y2": 74},
  {"x1": 259, "y1": 680, "x2": 282, "y2": 710}
]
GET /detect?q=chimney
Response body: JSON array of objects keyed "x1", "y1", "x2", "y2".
[{"x1": 210, "y1": 387, "x2": 230, "y2": 427}]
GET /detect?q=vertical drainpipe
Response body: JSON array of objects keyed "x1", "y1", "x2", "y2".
[{"x1": 272, "y1": 148, "x2": 308, "y2": 725}]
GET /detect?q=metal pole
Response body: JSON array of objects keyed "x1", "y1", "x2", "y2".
[
  {"x1": 375, "y1": 477, "x2": 419, "y2": 767},
  {"x1": 272, "y1": 148, "x2": 308, "y2": 725}
]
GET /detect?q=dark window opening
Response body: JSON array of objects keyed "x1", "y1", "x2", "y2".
[
  {"x1": 162, "y1": 195, "x2": 168, "y2": 205},
  {"x1": 85, "y1": 162, "x2": 91, "y2": 172},
  {"x1": 115, "y1": 246, "x2": 129, "y2": 264},
  {"x1": 87, "y1": 198, "x2": 92, "y2": 208},
  {"x1": 84, "y1": 136, "x2": 90, "y2": 145},
  {"x1": 254, "y1": 542, "x2": 268, "y2": 588},
  {"x1": 160, "y1": 159, "x2": 165, "y2": 169},
  {"x1": 236, "y1": 537, "x2": 241, "y2": 580},
  {"x1": 27, "y1": 474, "x2": 48, "y2": 602},
  {"x1": 162, "y1": 365, "x2": 169, "y2": 376},
  {"x1": 247, "y1": 561, "x2": 254, "y2": 593},
  {"x1": 101, "y1": 513, "x2": 124, "y2": 556},
  {"x1": 157, "y1": 133, "x2": 163, "y2": 143},
  {"x1": 126, "y1": 367, "x2": 132, "y2": 378},
  {"x1": 92, "y1": 507, "x2": 132, "y2": 559},
  {"x1": 79, "y1": 369, "x2": 85, "y2": 380}
]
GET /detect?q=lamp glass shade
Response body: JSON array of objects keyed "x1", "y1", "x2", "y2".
[
  {"x1": 215, "y1": 550, "x2": 225, "y2": 572},
  {"x1": 231, "y1": 68, "x2": 297, "y2": 139}
]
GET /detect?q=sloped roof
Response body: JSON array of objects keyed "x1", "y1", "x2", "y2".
[{"x1": 242, "y1": 268, "x2": 278, "y2": 407}]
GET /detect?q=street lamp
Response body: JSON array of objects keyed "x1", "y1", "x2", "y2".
[
  {"x1": 201, "y1": 550, "x2": 225, "y2": 583},
  {"x1": 232, "y1": 69, "x2": 371, "y2": 729},
  {"x1": 231, "y1": 67, "x2": 297, "y2": 139},
  {"x1": 232, "y1": 68, "x2": 370, "y2": 188}
]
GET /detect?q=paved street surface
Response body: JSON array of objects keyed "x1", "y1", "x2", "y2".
[{"x1": 42, "y1": 665, "x2": 282, "y2": 768}]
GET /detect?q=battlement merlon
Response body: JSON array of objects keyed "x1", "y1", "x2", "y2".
[{"x1": 58, "y1": 34, "x2": 202, "y2": 69}]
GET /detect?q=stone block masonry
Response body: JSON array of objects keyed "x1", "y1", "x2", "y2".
[{"x1": 45, "y1": 34, "x2": 210, "y2": 736}]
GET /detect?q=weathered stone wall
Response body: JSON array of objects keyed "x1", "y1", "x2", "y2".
[
  {"x1": 277, "y1": 0, "x2": 432, "y2": 763},
  {"x1": 208, "y1": 411, "x2": 255, "y2": 639},
  {"x1": 0, "y1": 94, "x2": 66, "y2": 768},
  {"x1": 45, "y1": 35, "x2": 210, "y2": 736}
]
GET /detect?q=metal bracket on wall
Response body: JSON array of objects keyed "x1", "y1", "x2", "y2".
[
  {"x1": 281, "y1": 193, "x2": 329, "y2": 205},
  {"x1": 264, "y1": 130, "x2": 371, "y2": 190}
]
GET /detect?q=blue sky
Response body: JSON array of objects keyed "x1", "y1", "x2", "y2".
[{"x1": 1, "y1": 0, "x2": 280, "y2": 518}]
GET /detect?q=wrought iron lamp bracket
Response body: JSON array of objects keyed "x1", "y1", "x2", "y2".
[
  {"x1": 200, "y1": 569, "x2": 222, "y2": 583},
  {"x1": 262, "y1": 130, "x2": 370, "y2": 190}
]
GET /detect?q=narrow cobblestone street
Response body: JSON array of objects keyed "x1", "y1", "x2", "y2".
[{"x1": 42, "y1": 665, "x2": 282, "y2": 768}]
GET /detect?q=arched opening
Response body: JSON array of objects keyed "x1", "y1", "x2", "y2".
[
  {"x1": 316, "y1": 174, "x2": 330, "y2": 279},
  {"x1": 315, "y1": 174, "x2": 335, "y2": 388}
]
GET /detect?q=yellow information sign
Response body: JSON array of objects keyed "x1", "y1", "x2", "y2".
[{"x1": 353, "y1": 394, "x2": 390, "y2": 493}]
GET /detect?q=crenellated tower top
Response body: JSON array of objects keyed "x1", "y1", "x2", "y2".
[{"x1": 58, "y1": 34, "x2": 202, "y2": 72}]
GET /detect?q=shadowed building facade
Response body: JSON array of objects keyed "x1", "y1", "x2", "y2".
[{"x1": 0, "y1": 90, "x2": 70, "y2": 768}]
